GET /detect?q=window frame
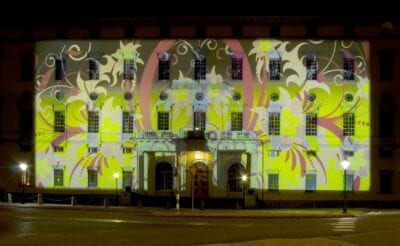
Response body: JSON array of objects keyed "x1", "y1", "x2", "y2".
[
  {"x1": 54, "y1": 111, "x2": 65, "y2": 133},
  {"x1": 268, "y1": 112, "x2": 280, "y2": 135},
  {"x1": 231, "y1": 112, "x2": 243, "y2": 131},
  {"x1": 157, "y1": 112, "x2": 170, "y2": 131}
]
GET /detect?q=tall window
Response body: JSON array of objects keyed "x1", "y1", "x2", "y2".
[
  {"x1": 88, "y1": 111, "x2": 99, "y2": 133},
  {"x1": 345, "y1": 172, "x2": 354, "y2": 192},
  {"x1": 54, "y1": 111, "x2": 65, "y2": 132},
  {"x1": 123, "y1": 59, "x2": 135, "y2": 80},
  {"x1": 123, "y1": 170, "x2": 133, "y2": 190},
  {"x1": 194, "y1": 111, "x2": 206, "y2": 131},
  {"x1": 194, "y1": 56, "x2": 206, "y2": 80},
  {"x1": 231, "y1": 57, "x2": 243, "y2": 80},
  {"x1": 227, "y1": 163, "x2": 245, "y2": 192},
  {"x1": 122, "y1": 111, "x2": 134, "y2": 133},
  {"x1": 306, "y1": 55, "x2": 318, "y2": 80},
  {"x1": 231, "y1": 112, "x2": 243, "y2": 131},
  {"x1": 343, "y1": 58, "x2": 355, "y2": 80},
  {"x1": 379, "y1": 51, "x2": 394, "y2": 81},
  {"x1": 156, "y1": 162, "x2": 173, "y2": 191},
  {"x1": 305, "y1": 113, "x2": 317, "y2": 136},
  {"x1": 157, "y1": 112, "x2": 170, "y2": 130},
  {"x1": 88, "y1": 169, "x2": 98, "y2": 188},
  {"x1": 268, "y1": 112, "x2": 280, "y2": 135},
  {"x1": 54, "y1": 169, "x2": 64, "y2": 187},
  {"x1": 343, "y1": 113, "x2": 355, "y2": 136},
  {"x1": 268, "y1": 173, "x2": 279, "y2": 191},
  {"x1": 89, "y1": 58, "x2": 100, "y2": 80},
  {"x1": 269, "y1": 59, "x2": 281, "y2": 80},
  {"x1": 305, "y1": 173, "x2": 316, "y2": 192},
  {"x1": 55, "y1": 58, "x2": 66, "y2": 80},
  {"x1": 158, "y1": 53, "x2": 170, "y2": 80}
]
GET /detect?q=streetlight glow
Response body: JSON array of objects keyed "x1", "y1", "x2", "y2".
[
  {"x1": 341, "y1": 158, "x2": 350, "y2": 170},
  {"x1": 341, "y1": 157, "x2": 350, "y2": 214},
  {"x1": 241, "y1": 174, "x2": 248, "y2": 182},
  {"x1": 19, "y1": 163, "x2": 27, "y2": 171},
  {"x1": 113, "y1": 172, "x2": 119, "y2": 206},
  {"x1": 113, "y1": 172, "x2": 119, "y2": 178}
]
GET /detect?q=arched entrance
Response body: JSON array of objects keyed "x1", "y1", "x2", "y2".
[{"x1": 192, "y1": 162, "x2": 209, "y2": 198}]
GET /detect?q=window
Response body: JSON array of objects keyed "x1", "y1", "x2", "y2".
[
  {"x1": 194, "y1": 111, "x2": 206, "y2": 131},
  {"x1": 268, "y1": 112, "x2": 280, "y2": 135},
  {"x1": 158, "y1": 53, "x2": 170, "y2": 80},
  {"x1": 156, "y1": 162, "x2": 173, "y2": 191},
  {"x1": 269, "y1": 59, "x2": 281, "y2": 80},
  {"x1": 54, "y1": 169, "x2": 64, "y2": 187},
  {"x1": 305, "y1": 173, "x2": 316, "y2": 192},
  {"x1": 88, "y1": 169, "x2": 98, "y2": 188},
  {"x1": 55, "y1": 58, "x2": 66, "y2": 80},
  {"x1": 194, "y1": 56, "x2": 206, "y2": 80},
  {"x1": 305, "y1": 113, "x2": 317, "y2": 136},
  {"x1": 122, "y1": 111, "x2": 134, "y2": 133},
  {"x1": 231, "y1": 112, "x2": 243, "y2": 131},
  {"x1": 345, "y1": 172, "x2": 354, "y2": 192},
  {"x1": 54, "y1": 111, "x2": 65, "y2": 132},
  {"x1": 343, "y1": 151, "x2": 354, "y2": 157},
  {"x1": 227, "y1": 163, "x2": 245, "y2": 192},
  {"x1": 268, "y1": 173, "x2": 279, "y2": 191},
  {"x1": 88, "y1": 111, "x2": 99, "y2": 133},
  {"x1": 88, "y1": 146, "x2": 98, "y2": 154},
  {"x1": 379, "y1": 171, "x2": 393, "y2": 194},
  {"x1": 231, "y1": 57, "x2": 243, "y2": 80},
  {"x1": 122, "y1": 147, "x2": 133, "y2": 154},
  {"x1": 268, "y1": 150, "x2": 280, "y2": 157},
  {"x1": 343, "y1": 113, "x2": 355, "y2": 136},
  {"x1": 123, "y1": 170, "x2": 133, "y2": 191},
  {"x1": 53, "y1": 145, "x2": 64, "y2": 152},
  {"x1": 89, "y1": 58, "x2": 100, "y2": 80},
  {"x1": 306, "y1": 55, "x2": 318, "y2": 80},
  {"x1": 123, "y1": 59, "x2": 135, "y2": 80},
  {"x1": 157, "y1": 112, "x2": 169, "y2": 130},
  {"x1": 379, "y1": 51, "x2": 394, "y2": 81},
  {"x1": 343, "y1": 58, "x2": 355, "y2": 80}
]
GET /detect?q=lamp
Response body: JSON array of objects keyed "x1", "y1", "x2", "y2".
[
  {"x1": 241, "y1": 174, "x2": 248, "y2": 208},
  {"x1": 340, "y1": 157, "x2": 350, "y2": 214},
  {"x1": 19, "y1": 163, "x2": 28, "y2": 204},
  {"x1": 113, "y1": 172, "x2": 119, "y2": 206}
]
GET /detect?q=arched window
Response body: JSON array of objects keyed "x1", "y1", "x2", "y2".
[
  {"x1": 227, "y1": 163, "x2": 245, "y2": 192},
  {"x1": 156, "y1": 162, "x2": 173, "y2": 191}
]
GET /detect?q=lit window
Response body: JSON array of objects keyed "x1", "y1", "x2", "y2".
[
  {"x1": 194, "y1": 111, "x2": 206, "y2": 131},
  {"x1": 123, "y1": 59, "x2": 135, "y2": 80},
  {"x1": 269, "y1": 59, "x2": 281, "y2": 80},
  {"x1": 268, "y1": 173, "x2": 279, "y2": 191},
  {"x1": 305, "y1": 173, "x2": 316, "y2": 192},
  {"x1": 54, "y1": 169, "x2": 64, "y2": 187},
  {"x1": 88, "y1": 111, "x2": 99, "y2": 133},
  {"x1": 231, "y1": 112, "x2": 243, "y2": 131},
  {"x1": 343, "y1": 58, "x2": 355, "y2": 80},
  {"x1": 122, "y1": 111, "x2": 134, "y2": 133},
  {"x1": 343, "y1": 113, "x2": 355, "y2": 136},
  {"x1": 158, "y1": 112, "x2": 170, "y2": 130},
  {"x1": 306, "y1": 55, "x2": 318, "y2": 80},
  {"x1": 231, "y1": 57, "x2": 243, "y2": 80},
  {"x1": 268, "y1": 113, "x2": 280, "y2": 135},
  {"x1": 88, "y1": 169, "x2": 98, "y2": 188},
  {"x1": 305, "y1": 113, "x2": 317, "y2": 136},
  {"x1": 54, "y1": 111, "x2": 65, "y2": 132}
]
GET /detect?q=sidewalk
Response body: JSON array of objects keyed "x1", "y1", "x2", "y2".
[{"x1": 0, "y1": 202, "x2": 362, "y2": 218}]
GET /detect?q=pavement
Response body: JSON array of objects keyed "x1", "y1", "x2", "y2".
[{"x1": 0, "y1": 201, "x2": 361, "y2": 218}]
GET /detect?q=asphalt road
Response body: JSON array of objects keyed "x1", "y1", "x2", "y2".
[{"x1": 0, "y1": 207, "x2": 400, "y2": 245}]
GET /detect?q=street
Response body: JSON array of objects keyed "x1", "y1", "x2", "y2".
[{"x1": 0, "y1": 207, "x2": 400, "y2": 245}]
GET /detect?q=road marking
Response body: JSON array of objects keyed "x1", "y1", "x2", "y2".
[{"x1": 331, "y1": 217, "x2": 357, "y2": 232}]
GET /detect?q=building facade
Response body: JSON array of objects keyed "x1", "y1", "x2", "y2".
[{"x1": 34, "y1": 39, "x2": 370, "y2": 202}]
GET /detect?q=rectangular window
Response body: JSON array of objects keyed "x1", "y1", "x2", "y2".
[
  {"x1": 54, "y1": 169, "x2": 64, "y2": 187},
  {"x1": 123, "y1": 59, "x2": 135, "y2": 80},
  {"x1": 157, "y1": 112, "x2": 170, "y2": 130},
  {"x1": 305, "y1": 113, "x2": 317, "y2": 136},
  {"x1": 122, "y1": 147, "x2": 133, "y2": 154},
  {"x1": 88, "y1": 169, "x2": 98, "y2": 188},
  {"x1": 88, "y1": 111, "x2": 99, "y2": 133},
  {"x1": 53, "y1": 145, "x2": 64, "y2": 152},
  {"x1": 88, "y1": 147, "x2": 98, "y2": 154},
  {"x1": 194, "y1": 111, "x2": 206, "y2": 131},
  {"x1": 55, "y1": 58, "x2": 66, "y2": 80},
  {"x1": 306, "y1": 55, "x2": 318, "y2": 80},
  {"x1": 122, "y1": 111, "x2": 134, "y2": 133},
  {"x1": 123, "y1": 170, "x2": 133, "y2": 190},
  {"x1": 343, "y1": 58, "x2": 355, "y2": 80},
  {"x1": 345, "y1": 172, "x2": 354, "y2": 192},
  {"x1": 231, "y1": 57, "x2": 243, "y2": 80},
  {"x1": 268, "y1": 150, "x2": 280, "y2": 157},
  {"x1": 268, "y1": 112, "x2": 280, "y2": 135},
  {"x1": 343, "y1": 150, "x2": 354, "y2": 157},
  {"x1": 89, "y1": 58, "x2": 100, "y2": 80},
  {"x1": 54, "y1": 111, "x2": 65, "y2": 132},
  {"x1": 268, "y1": 173, "x2": 279, "y2": 191},
  {"x1": 269, "y1": 59, "x2": 281, "y2": 80},
  {"x1": 194, "y1": 56, "x2": 206, "y2": 80},
  {"x1": 231, "y1": 112, "x2": 243, "y2": 131},
  {"x1": 379, "y1": 51, "x2": 394, "y2": 81},
  {"x1": 305, "y1": 173, "x2": 316, "y2": 192},
  {"x1": 158, "y1": 53, "x2": 170, "y2": 80},
  {"x1": 343, "y1": 113, "x2": 355, "y2": 136}
]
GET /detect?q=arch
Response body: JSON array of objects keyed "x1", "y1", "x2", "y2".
[
  {"x1": 191, "y1": 161, "x2": 209, "y2": 198},
  {"x1": 227, "y1": 163, "x2": 245, "y2": 192},
  {"x1": 155, "y1": 161, "x2": 173, "y2": 191}
]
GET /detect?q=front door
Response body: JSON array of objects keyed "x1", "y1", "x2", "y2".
[{"x1": 192, "y1": 162, "x2": 209, "y2": 198}]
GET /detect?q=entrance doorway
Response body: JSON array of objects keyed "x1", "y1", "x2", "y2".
[{"x1": 192, "y1": 162, "x2": 209, "y2": 198}]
